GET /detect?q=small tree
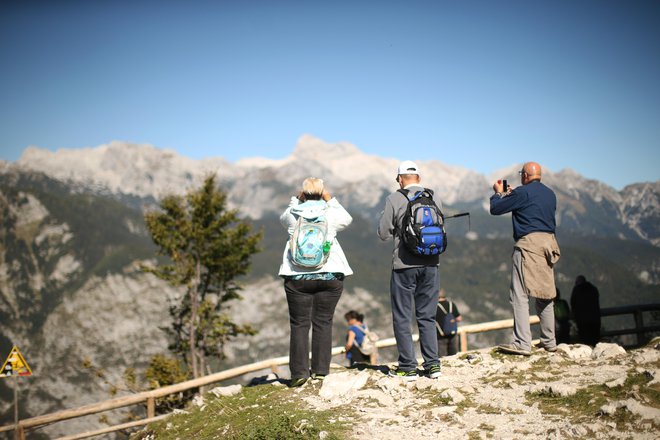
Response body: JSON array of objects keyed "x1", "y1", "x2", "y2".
[
  {"x1": 145, "y1": 354, "x2": 192, "y2": 412},
  {"x1": 143, "y1": 175, "x2": 262, "y2": 378}
]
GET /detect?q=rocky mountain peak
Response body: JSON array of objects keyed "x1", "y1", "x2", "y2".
[
  {"x1": 292, "y1": 134, "x2": 361, "y2": 161},
  {"x1": 4, "y1": 136, "x2": 659, "y2": 244},
  {"x1": 16, "y1": 141, "x2": 233, "y2": 198}
]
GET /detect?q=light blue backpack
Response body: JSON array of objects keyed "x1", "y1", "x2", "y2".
[{"x1": 289, "y1": 214, "x2": 330, "y2": 269}]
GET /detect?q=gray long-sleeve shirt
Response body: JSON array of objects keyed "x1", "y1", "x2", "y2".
[{"x1": 378, "y1": 185, "x2": 441, "y2": 270}]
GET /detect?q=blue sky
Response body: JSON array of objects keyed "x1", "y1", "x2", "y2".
[{"x1": 1, "y1": 0, "x2": 659, "y2": 189}]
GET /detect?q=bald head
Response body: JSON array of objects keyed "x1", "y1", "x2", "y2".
[{"x1": 522, "y1": 162, "x2": 542, "y2": 184}]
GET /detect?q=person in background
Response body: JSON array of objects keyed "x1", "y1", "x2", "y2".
[
  {"x1": 435, "y1": 288, "x2": 462, "y2": 357},
  {"x1": 490, "y1": 162, "x2": 560, "y2": 356},
  {"x1": 344, "y1": 311, "x2": 371, "y2": 366},
  {"x1": 279, "y1": 177, "x2": 353, "y2": 387},
  {"x1": 570, "y1": 275, "x2": 601, "y2": 346},
  {"x1": 553, "y1": 288, "x2": 571, "y2": 345}
]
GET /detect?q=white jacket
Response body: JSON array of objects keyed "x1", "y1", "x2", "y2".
[{"x1": 278, "y1": 196, "x2": 353, "y2": 277}]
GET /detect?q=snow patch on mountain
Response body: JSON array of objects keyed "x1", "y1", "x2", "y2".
[
  {"x1": 10, "y1": 192, "x2": 49, "y2": 226},
  {"x1": 50, "y1": 254, "x2": 82, "y2": 285}
]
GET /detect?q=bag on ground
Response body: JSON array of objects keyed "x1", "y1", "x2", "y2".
[{"x1": 398, "y1": 188, "x2": 446, "y2": 256}]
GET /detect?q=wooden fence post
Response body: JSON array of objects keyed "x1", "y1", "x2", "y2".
[
  {"x1": 16, "y1": 424, "x2": 24, "y2": 440},
  {"x1": 460, "y1": 332, "x2": 468, "y2": 353},
  {"x1": 146, "y1": 397, "x2": 155, "y2": 419},
  {"x1": 634, "y1": 310, "x2": 645, "y2": 346}
]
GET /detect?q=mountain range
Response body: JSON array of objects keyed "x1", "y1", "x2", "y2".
[{"x1": 0, "y1": 134, "x2": 658, "y2": 437}]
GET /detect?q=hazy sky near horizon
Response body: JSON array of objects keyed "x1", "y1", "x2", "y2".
[{"x1": 1, "y1": 0, "x2": 659, "y2": 189}]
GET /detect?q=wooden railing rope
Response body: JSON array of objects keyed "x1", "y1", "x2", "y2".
[{"x1": 1, "y1": 304, "x2": 657, "y2": 440}]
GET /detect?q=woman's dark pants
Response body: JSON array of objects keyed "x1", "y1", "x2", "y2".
[{"x1": 284, "y1": 278, "x2": 343, "y2": 379}]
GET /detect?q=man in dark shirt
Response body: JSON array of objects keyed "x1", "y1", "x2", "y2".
[
  {"x1": 435, "y1": 289, "x2": 462, "y2": 356},
  {"x1": 490, "y1": 162, "x2": 560, "y2": 355},
  {"x1": 570, "y1": 275, "x2": 601, "y2": 346}
]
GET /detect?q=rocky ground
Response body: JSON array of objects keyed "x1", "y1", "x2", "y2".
[
  {"x1": 307, "y1": 342, "x2": 660, "y2": 439},
  {"x1": 136, "y1": 340, "x2": 659, "y2": 440}
]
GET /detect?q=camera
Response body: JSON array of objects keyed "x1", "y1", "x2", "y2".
[{"x1": 502, "y1": 179, "x2": 508, "y2": 192}]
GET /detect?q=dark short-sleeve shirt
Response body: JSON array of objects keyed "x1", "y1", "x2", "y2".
[
  {"x1": 489, "y1": 180, "x2": 557, "y2": 241},
  {"x1": 436, "y1": 300, "x2": 460, "y2": 321}
]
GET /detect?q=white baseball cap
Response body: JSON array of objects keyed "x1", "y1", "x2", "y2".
[{"x1": 397, "y1": 160, "x2": 420, "y2": 175}]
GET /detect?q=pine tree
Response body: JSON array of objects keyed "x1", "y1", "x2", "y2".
[{"x1": 143, "y1": 175, "x2": 262, "y2": 378}]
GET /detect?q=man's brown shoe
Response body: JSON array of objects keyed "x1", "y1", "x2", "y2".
[{"x1": 498, "y1": 344, "x2": 532, "y2": 356}]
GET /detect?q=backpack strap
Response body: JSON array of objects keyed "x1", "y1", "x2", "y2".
[
  {"x1": 436, "y1": 302, "x2": 446, "y2": 337},
  {"x1": 397, "y1": 187, "x2": 434, "y2": 201},
  {"x1": 435, "y1": 319, "x2": 445, "y2": 337},
  {"x1": 437, "y1": 302, "x2": 448, "y2": 314}
]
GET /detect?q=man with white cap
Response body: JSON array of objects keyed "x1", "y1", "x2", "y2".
[{"x1": 378, "y1": 160, "x2": 442, "y2": 380}]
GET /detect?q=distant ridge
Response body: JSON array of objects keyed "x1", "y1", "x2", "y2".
[{"x1": 9, "y1": 135, "x2": 659, "y2": 244}]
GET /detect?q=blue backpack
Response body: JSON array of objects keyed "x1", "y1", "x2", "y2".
[
  {"x1": 436, "y1": 302, "x2": 458, "y2": 337},
  {"x1": 398, "y1": 188, "x2": 446, "y2": 256}
]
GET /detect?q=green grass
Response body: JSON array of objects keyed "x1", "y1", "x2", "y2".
[
  {"x1": 454, "y1": 396, "x2": 476, "y2": 416},
  {"x1": 475, "y1": 403, "x2": 504, "y2": 415},
  {"x1": 466, "y1": 431, "x2": 481, "y2": 440},
  {"x1": 418, "y1": 388, "x2": 453, "y2": 407},
  {"x1": 478, "y1": 422, "x2": 495, "y2": 431},
  {"x1": 131, "y1": 383, "x2": 351, "y2": 440}
]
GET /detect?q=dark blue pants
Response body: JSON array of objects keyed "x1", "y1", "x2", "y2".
[
  {"x1": 284, "y1": 279, "x2": 343, "y2": 378},
  {"x1": 438, "y1": 335, "x2": 459, "y2": 357},
  {"x1": 390, "y1": 267, "x2": 439, "y2": 371}
]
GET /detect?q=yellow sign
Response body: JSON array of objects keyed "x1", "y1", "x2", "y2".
[{"x1": 0, "y1": 345, "x2": 33, "y2": 377}]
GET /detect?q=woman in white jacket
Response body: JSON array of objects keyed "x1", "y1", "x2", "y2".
[{"x1": 279, "y1": 177, "x2": 353, "y2": 387}]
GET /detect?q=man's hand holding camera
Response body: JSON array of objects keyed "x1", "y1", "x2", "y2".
[{"x1": 492, "y1": 179, "x2": 512, "y2": 196}]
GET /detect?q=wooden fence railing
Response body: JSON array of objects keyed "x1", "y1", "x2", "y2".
[
  {"x1": 1, "y1": 304, "x2": 658, "y2": 440},
  {"x1": 600, "y1": 303, "x2": 660, "y2": 346}
]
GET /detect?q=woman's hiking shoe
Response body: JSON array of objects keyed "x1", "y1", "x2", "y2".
[
  {"x1": 311, "y1": 373, "x2": 326, "y2": 381},
  {"x1": 426, "y1": 364, "x2": 442, "y2": 379},
  {"x1": 497, "y1": 344, "x2": 532, "y2": 356},
  {"x1": 289, "y1": 377, "x2": 308, "y2": 388},
  {"x1": 388, "y1": 368, "x2": 418, "y2": 381}
]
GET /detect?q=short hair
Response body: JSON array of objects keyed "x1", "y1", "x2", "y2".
[
  {"x1": 344, "y1": 310, "x2": 364, "y2": 322},
  {"x1": 302, "y1": 177, "x2": 324, "y2": 199}
]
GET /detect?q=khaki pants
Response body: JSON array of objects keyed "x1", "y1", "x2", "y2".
[{"x1": 510, "y1": 249, "x2": 556, "y2": 350}]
